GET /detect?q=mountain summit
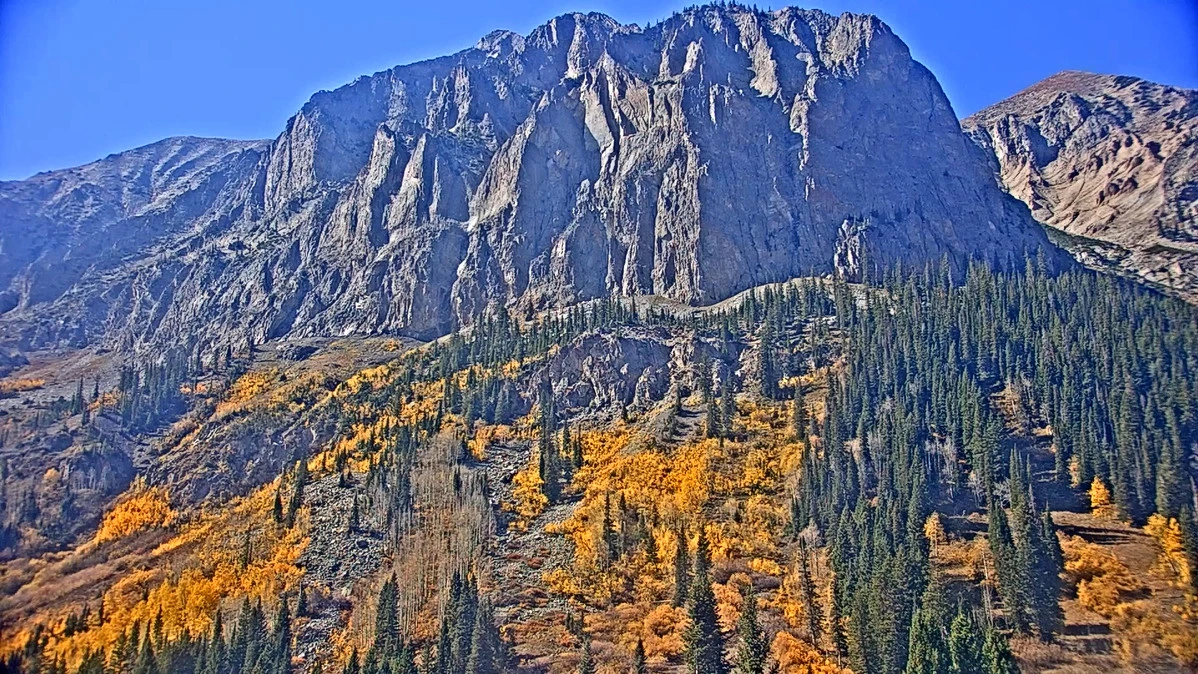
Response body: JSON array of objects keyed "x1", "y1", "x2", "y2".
[
  {"x1": 964, "y1": 70, "x2": 1197, "y2": 300},
  {"x1": 0, "y1": 5, "x2": 1060, "y2": 354}
]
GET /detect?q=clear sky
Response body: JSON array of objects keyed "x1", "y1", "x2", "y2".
[{"x1": 1, "y1": 0, "x2": 1195, "y2": 180}]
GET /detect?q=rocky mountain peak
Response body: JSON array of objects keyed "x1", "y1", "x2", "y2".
[
  {"x1": 964, "y1": 70, "x2": 1197, "y2": 300},
  {"x1": 0, "y1": 5, "x2": 1063, "y2": 355}
]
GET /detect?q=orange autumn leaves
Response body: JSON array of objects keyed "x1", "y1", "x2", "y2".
[{"x1": 95, "y1": 478, "x2": 176, "y2": 544}]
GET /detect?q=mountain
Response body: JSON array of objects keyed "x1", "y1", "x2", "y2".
[
  {"x1": 3, "y1": 7, "x2": 1198, "y2": 674},
  {"x1": 0, "y1": 5, "x2": 1062, "y2": 358},
  {"x1": 0, "y1": 137, "x2": 269, "y2": 351},
  {"x1": 964, "y1": 71, "x2": 1198, "y2": 300}
]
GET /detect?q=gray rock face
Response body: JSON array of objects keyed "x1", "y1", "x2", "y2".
[
  {"x1": 964, "y1": 71, "x2": 1198, "y2": 301},
  {"x1": 0, "y1": 5, "x2": 1061, "y2": 355}
]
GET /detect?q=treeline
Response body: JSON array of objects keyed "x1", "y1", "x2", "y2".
[
  {"x1": 783, "y1": 259, "x2": 1195, "y2": 672},
  {"x1": 2, "y1": 598, "x2": 297, "y2": 674},
  {"x1": 344, "y1": 572, "x2": 510, "y2": 674}
]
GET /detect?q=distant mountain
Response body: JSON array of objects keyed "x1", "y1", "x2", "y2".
[
  {"x1": 964, "y1": 71, "x2": 1198, "y2": 301},
  {"x1": 0, "y1": 5, "x2": 1062, "y2": 357}
]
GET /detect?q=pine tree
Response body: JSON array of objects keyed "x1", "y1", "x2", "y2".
[
  {"x1": 349, "y1": 492, "x2": 361, "y2": 534},
  {"x1": 683, "y1": 527, "x2": 727, "y2": 674},
  {"x1": 465, "y1": 600, "x2": 500, "y2": 674},
  {"x1": 981, "y1": 622, "x2": 1018, "y2": 674},
  {"x1": 270, "y1": 600, "x2": 292, "y2": 674},
  {"x1": 286, "y1": 459, "x2": 309, "y2": 527},
  {"x1": 133, "y1": 630, "x2": 160, "y2": 674},
  {"x1": 720, "y1": 376, "x2": 735, "y2": 441},
  {"x1": 795, "y1": 540, "x2": 820, "y2": 646},
  {"x1": 632, "y1": 638, "x2": 648, "y2": 674},
  {"x1": 1179, "y1": 506, "x2": 1198, "y2": 593},
  {"x1": 987, "y1": 504, "x2": 1029, "y2": 633},
  {"x1": 374, "y1": 575, "x2": 400, "y2": 658},
  {"x1": 947, "y1": 607, "x2": 983, "y2": 674},
  {"x1": 673, "y1": 528, "x2": 690, "y2": 607},
  {"x1": 905, "y1": 605, "x2": 947, "y2": 674},
  {"x1": 1026, "y1": 511, "x2": 1065, "y2": 639},
  {"x1": 734, "y1": 584, "x2": 767, "y2": 674},
  {"x1": 577, "y1": 635, "x2": 596, "y2": 674},
  {"x1": 793, "y1": 397, "x2": 807, "y2": 441},
  {"x1": 343, "y1": 649, "x2": 361, "y2": 674}
]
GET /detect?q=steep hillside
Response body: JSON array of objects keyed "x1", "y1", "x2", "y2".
[
  {"x1": 3, "y1": 266, "x2": 1197, "y2": 674},
  {"x1": 3, "y1": 7, "x2": 1197, "y2": 674},
  {"x1": 0, "y1": 137, "x2": 269, "y2": 347},
  {"x1": 964, "y1": 71, "x2": 1198, "y2": 301},
  {"x1": 0, "y1": 5, "x2": 1062, "y2": 357}
]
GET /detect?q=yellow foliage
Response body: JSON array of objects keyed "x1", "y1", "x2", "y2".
[
  {"x1": 508, "y1": 458, "x2": 548, "y2": 522},
  {"x1": 1089, "y1": 476, "x2": 1119, "y2": 520},
  {"x1": 739, "y1": 448, "x2": 780, "y2": 493},
  {"x1": 933, "y1": 537, "x2": 986, "y2": 581},
  {"x1": 749, "y1": 557, "x2": 784, "y2": 576},
  {"x1": 469, "y1": 424, "x2": 513, "y2": 460},
  {"x1": 923, "y1": 513, "x2": 947, "y2": 548},
  {"x1": 95, "y1": 478, "x2": 176, "y2": 543},
  {"x1": 339, "y1": 363, "x2": 393, "y2": 395},
  {"x1": 713, "y1": 573, "x2": 750, "y2": 631},
  {"x1": 0, "y1": 378, "x2": 44, "y2": 395},
  {"x1": 1061, "y1": 535, "x2": 1144, "y2": 616},
  {"x1": 770, "y1": 631, "x2": 848, "y2": 673},
  {"x1": 48, "y1": 481, "x2": 307, "y2": 669},
  {"x1": 640, "y1": 605, "x2": 686, "y2": 660},
  {"x1": 1144, "y1": 514, "x2": 1193, "y2": 589},
  {"x1": 214, "y1": 369, "x2": 280, "y2": 418},
  {"x1": 1108, "y1": 598, "x2": 1198, "y2": 666}
]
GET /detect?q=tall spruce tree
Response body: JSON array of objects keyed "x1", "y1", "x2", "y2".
[
  {"x1": 683, "y1": 527, "x2": 727, "y2": 674},
  {"x1": 734, "y1": 584, "x2": 767, "y2": 674}
]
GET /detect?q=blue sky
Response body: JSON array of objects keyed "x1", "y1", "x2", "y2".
[{"x1": 1, "y1": 0, "x2": 1195, "y2": 180}]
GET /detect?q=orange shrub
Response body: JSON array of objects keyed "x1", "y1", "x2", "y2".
[
  {"x1": 1144, "y1": 514, "x2": 1193, "y2": 589},
  {"x1": 1089, "y1": 477, "x2": 1119, "y2": 520},
  {"x1": 95, "y1": 478, "x2": 176, "y2": 543},
  {"x1": 0, "y1": 377, "x2": 44, "y2": 395},
  {"x1": 771, "y1": 631, "x2": 848, "y2": 673}
]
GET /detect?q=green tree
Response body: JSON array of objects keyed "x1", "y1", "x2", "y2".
[
  {"x1": 683, "y1": 527, "x2": 727, "y2": 674},
  {"x1": 632, "y1": 638, "x2": 648, "y2": 674},
  {"x1": 982, "y1": 622, "x2": 1018, "y2": 674},
  {"x1": 734, "y1": 584, "x2": 767, "y2": 674},
  {"x1": 673, "y1": 528, "x2": 690, "y2": 607},
  {"x1": 577, "y1": 635, "x2": 596, "y2": 674},
  {"x1": 946, "y1": 607, "x2": 983, "y2": 674}
]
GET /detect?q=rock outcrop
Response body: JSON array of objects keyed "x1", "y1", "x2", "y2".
[
  {"x1": 0, "y1": 5, "x2": 1062, "y2": 357},
  {"x1": 964, "y1": 71, "x2": 1197, "y2": 301}
]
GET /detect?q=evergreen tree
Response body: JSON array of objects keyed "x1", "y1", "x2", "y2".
[
  {"x1": 133, "y1": 631, "x2": 160, "y2": 674},
  {"x1": 946, "y1": 606, "x2": 983, "y2": 674},
  {"x1": 795, "y1": 540, "x2": 820, "y2": 646},
  {"x1": 683, "y1": 527, "x2": 727, "y2": 674},
  {"x1": 577, "y1": 635, "x2": 595, "y2": 674},
  {"x1": 673, "y1": 528, "x2": 690, "y2": 607},
  {"x1": 286, "y1": 459, "x2": 309, "y2": 527},
  {"x1": 981, "y1": 623, "x2": 1018, "y2": 674},
  {"x1": 987, "y1": 504, "x2": 1029, "y2": 633},
  {"x1": 1179, "y1": 506, "x2": 1198, "y2": 593},
  {"x1": 270, "y1": 601, "x2": 292, "y2": 674},
  {"x1": 465, "y1": 600, "x2": 500, "y2": 674},
  {"x1": 632, "y1": 638, "x2": 647, "y2": 674},
  {"x1": 734, "y1": 584, "x2": 767, "y2": 674}
]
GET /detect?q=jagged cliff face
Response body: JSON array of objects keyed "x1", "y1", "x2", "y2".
[
  {"x1": 964, "y1": 71, "x2": 1198, "y2": 301},
  {"x1": 0, "y1": 6, "x2": 1060, "y2": 353}
]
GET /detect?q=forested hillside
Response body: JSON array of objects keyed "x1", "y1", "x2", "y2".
[{"x1": 2, "y1": 259, "x2": 1196, "y2": 673}]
